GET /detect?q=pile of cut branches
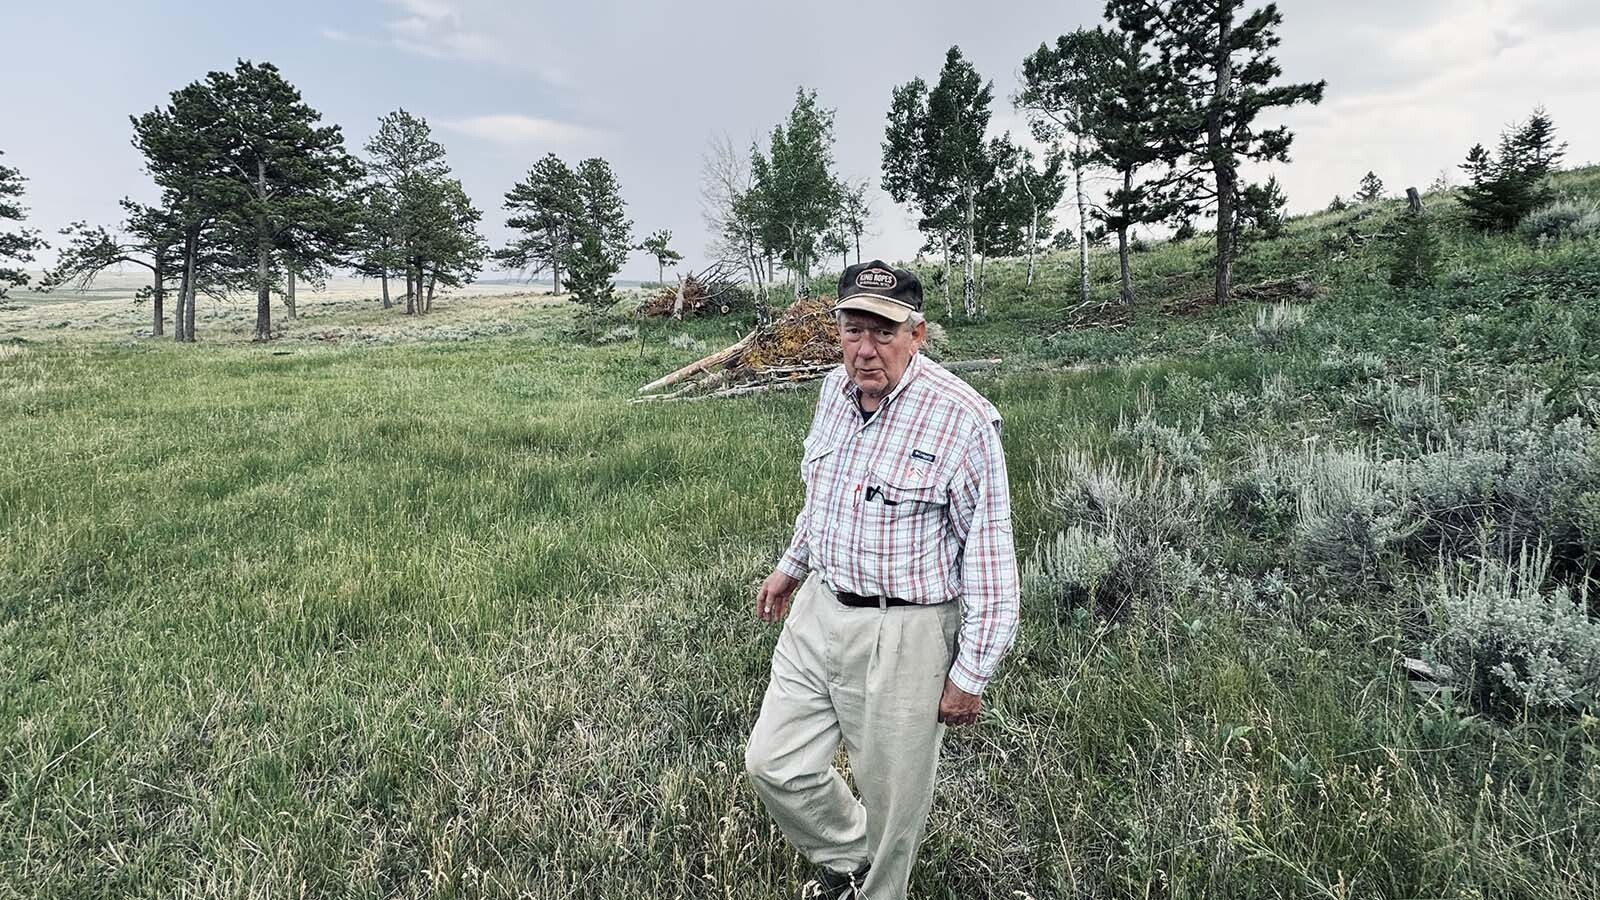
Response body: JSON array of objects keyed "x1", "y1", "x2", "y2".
[
  {"x1": 634, "y1": 298, "x2": 839, "y2": 402},
  {"x1": 634, "y1": 298, "x2": 1000, "y2": 403},
  {"x1": 639, "y1": 262, "x2": 743, "y2": 319}
]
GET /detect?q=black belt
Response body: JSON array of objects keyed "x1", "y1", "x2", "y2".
[{"x1": 833, "y1": 589, "x2": 919, "y2": 608}]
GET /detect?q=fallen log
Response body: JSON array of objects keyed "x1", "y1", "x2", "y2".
[{"x1": 637, "y1": 330, "x2": 756, "y2": 394}]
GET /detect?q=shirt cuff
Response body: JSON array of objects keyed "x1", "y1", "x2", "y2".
[
  {"x1": 775, "y1": 552, "x2": 809, "y2": 582},
  {"x1": 947, "y1": 655, "x2": 991, "y2": 695}
]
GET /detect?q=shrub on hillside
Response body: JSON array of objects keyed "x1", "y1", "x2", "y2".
[
  {"x1": 1351, "y1": 377, "x2": 1453, "y2": 447},
  {"x1": 1249, "y1": 302, "x2": 1309, "y2": 350},
  {"x1": 1517, "y1": 198, "x2": 1600, "y2": 245},
  {"x1": 1035, "y1": 450, "x2": 1216, "y2": 615},
  {"x1": 1424, "y1": 546, "x2": 1600, "y2": 716},
  {"x1": 1293, "y1": 446, "x2": 1410, "y2": 582},
  {"x1": 1388, "y1": 209, "x2": 1442, "y2": 289},
  {"x1": 1112, "y1": 409, "x2": 1212, "y2": 472}
]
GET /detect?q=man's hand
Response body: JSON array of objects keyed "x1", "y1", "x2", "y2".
[
  {"x1": 756, "y1": 570, "x2": 802, "y2": 623},
  {"x1": 937, "y1": 678, "x2": 982, "y2": 727}
]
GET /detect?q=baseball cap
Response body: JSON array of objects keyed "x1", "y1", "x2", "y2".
[{"x1": 834, "y1": 260, "x2": 923, "y2": 324}]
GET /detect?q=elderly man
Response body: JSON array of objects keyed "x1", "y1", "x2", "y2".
[{"x1": 745, "y1": 260, "x2": 1020, "y2": 899}]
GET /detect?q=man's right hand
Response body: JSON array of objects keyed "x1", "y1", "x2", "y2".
[{"x1": 756, "y1": 570, "x2": 802, "y2": 623}]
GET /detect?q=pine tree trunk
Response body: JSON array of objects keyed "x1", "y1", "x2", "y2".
[
  {"x1": 1117, "y1": 169, "x2": 1135, "y2": 304},
  {"x1": 552, "y1": 235, "x2": 563, "y2": 294},
  {"x1": 1210, "y1": 13, "x2": 1236, "y2": 305},
  {"x1": 1074, "y1": 146, "x2": 1089, "y2": 306},
  {"x1": 254, "y1": 240, "x2": 272, "y2": 341},
  {"x1": 425, "y1": 272, "x2": 435, "y2": 313},
  {"x1": 286, "y1": 267, "x2": 297, "y2": 320},
  {"x1": 183, "y1": 245, "x2": 198, "y2": 343},
  {"x1": 174, "y1": 234, "x2": 195, "y2": 343},
  {"x1": 381, "y1": 271, "x2": 391, "y2": 309},
  {"x1": 151, "y1": 255, "x2": 165, "y2": 337},
  {"x1": 963, "y1": 187, "x2": 977, "y2": 319},
  {"x1": 405, "y1": 267, "x2": 415, "y2": 315},
  {"x1": 252, "y1": 158, "x2": 273, "y2": 342}
]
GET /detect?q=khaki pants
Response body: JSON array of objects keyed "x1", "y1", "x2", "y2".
[{"x1": 745, "y1": 573, "x2": 960, "y2": 900}]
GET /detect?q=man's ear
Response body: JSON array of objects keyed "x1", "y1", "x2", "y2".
[{"x1": 912, "y1": 321, "x2": 927, "y2": 344}]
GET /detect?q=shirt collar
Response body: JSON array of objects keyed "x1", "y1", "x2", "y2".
[{"x1": 840, "y1": 352, "x2": 924, "y2": 410}]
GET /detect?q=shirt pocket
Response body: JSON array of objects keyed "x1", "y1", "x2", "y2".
[{"x1": 860, "y1": 460, "x2": 951, "y2": 560}]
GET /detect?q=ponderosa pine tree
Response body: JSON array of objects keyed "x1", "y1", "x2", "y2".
[
  {"x1": 363, "y1": 110, "x2": 480, "y2": 314},
  {"x1": 1085, "y1": 21, "x2": 1188, "y2": 304},
  {"x1": 1113, "y1": 0, "x2": 1325, "y2": 304},
  {"x1": 1356, "y1": 171, "x2": 1385, "y2": 203},
  {"x1": 563, "y1": 156, "x2": 631, "y2": 316},
  {"x1": 497, "y1": 153, "x2": 581, "y2": 294},
  {"x1": 0, "y1": 150, "x2": 46, "y2": 305},
  {"x1": 130, "y1": 81, "x2": 240, "y2": 342},
  {"x1": 574, "y1": 157, "x2": 632, "y2": 275},
  {"x1": 41, "y1": 200, "x2": 181, "y2": 335},
  {"x1": 638, "y1": 229, "x2": 681, "y2": 286},
  {"x1": 203, "y1": 60, "x2": 361, "y2": 340}
]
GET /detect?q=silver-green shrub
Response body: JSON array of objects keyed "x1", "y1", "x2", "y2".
[
  {"x1": 1293, "y1": 446, "x2": 1410, "y2": 581},
  {"x1": 1112, "y1": 409, "x2": 1212, "y2": 472},
  {"x1": 1035, "y1": 450, "x2": 1217, "y2": 614},
  {"x1": 1517, "y1": 198, "x2": 1600, "y2": 244},
  {"x1": 1425, "y1": 545, "x2": 1600, "y2": 714},
  {"x1": 1249, "y1": 302, "x2": 1309, "y2": 350}
]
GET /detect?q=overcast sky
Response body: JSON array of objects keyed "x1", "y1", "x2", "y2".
[{"x1": 3, "y1": 0, "x2": 1597, "y2": 282}]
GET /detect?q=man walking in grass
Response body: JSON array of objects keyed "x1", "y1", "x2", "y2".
[{"x1": 745, "y1": 260, "x2": 1020, "y2": 899}]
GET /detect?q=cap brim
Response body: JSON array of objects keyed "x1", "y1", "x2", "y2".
[{"x1": 833, "y1": 294, "x2": 915, "y2": 323}]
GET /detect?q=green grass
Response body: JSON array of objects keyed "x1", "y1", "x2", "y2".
[{"x1": 3, "y1": 170, "x2": 1600, "y2": 898}]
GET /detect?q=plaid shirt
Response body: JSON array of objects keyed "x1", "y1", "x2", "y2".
[{"x1": 776, "y1": 353, "x2": 1020, "y2": 695}]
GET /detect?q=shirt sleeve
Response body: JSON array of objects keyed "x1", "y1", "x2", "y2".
[
  {"x1": 945, "y1": 417, "x2": 1021, "y2": 695},
  {"x1": 776, "y1": 498, "x2": 811, "y2": 581},
  {"x1": 776, "y1": 395, "x2": 827, "y2": 581}
]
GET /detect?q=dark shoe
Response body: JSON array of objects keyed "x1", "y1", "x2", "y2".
[{"x1": 814, "y1": 862, "x2": 870, "y2": 899}]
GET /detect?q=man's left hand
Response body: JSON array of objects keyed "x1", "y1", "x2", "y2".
[{"x1": 937, "y1": 678, "x2": 981, "y2": 727}]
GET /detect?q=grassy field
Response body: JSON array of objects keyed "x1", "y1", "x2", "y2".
[{"x1": 3, "y1": 175, "x2": 1599, "y2": 898}]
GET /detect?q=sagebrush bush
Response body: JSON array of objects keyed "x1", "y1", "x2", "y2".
[
  {"x1": 1293, "y1": 446, "x2": 1410, "y2": 582},
  {"x1": 1425, "y1": 545, "x2": 1600, "y2": 715},
  {"x1": 1112, "y1": 408, "x2": 1212, "y2": 472},
  {"x1": 595, "y1": 324, "x2": 637, "y2": 344},
  {"x1": 1517, "y1": 198, "x2": 1600, "y2": 244},
  {"x1": 1390, "y1": 394, "x2": 1600, "y2": 564},
  {"x1": 1249, "y1": 302, "x2": 1309, "y2": 350},
  {"x1": 1350, "y1": 377, "x2": 1452, "y2": 446},
  {"x1": 1037, "y1": 450, "x2": 1216, "y2": 615},
  {"x1": 665, "y1": 332, "x2": 705, "y2": 352}
]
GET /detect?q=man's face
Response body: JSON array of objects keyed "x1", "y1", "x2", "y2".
[{"x1": 838, "y1": 310, "x2": 925, "y2": 400}]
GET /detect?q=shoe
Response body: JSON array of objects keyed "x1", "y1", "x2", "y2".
[{"x1": 814, "y1": 862, "x2": 870, "y2": 899}]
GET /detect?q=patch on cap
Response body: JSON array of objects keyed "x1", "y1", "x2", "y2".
[{"x1": 855, "y1": 267, "x2": 897, "y2": 291}]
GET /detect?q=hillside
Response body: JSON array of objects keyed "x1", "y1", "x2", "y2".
[{"x1": 1, "y1": 169, "x2": 1598, "y2": 899}]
